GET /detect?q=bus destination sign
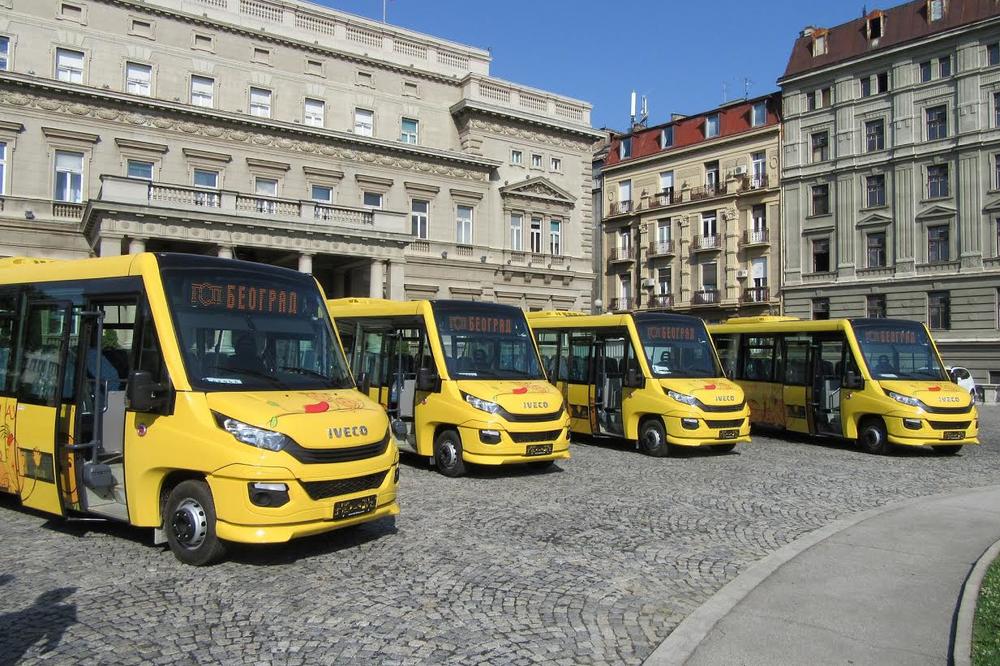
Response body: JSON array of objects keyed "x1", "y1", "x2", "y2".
[{"x1": 189, "y1": 281, "x2": 300, "y2": 315}]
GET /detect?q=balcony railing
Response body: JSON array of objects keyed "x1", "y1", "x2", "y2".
[
  {"x1": 650, "y1": 189, "x2": 674, "y2": 208},
  {"x1": 741, "y1": 286, "x2": 770, "y2": 303},
  {"x1": 647, "y1": 240, "x2": 675, "y2": 257},
  {"x1": 692, "y1": 235, "x2": 721, "y2": 251},
  {"x1": 52, "y1": 202, "x2": 85, "y2": 219},
  {"x1": 610, "y1": 200, "x2": 634, "y2": 216},
  {"x1": 314, "y1": 204, "x2": 374, "y2": 226},
  {"x1": 742, "y1": 229, "x2": 770, "y2": 246},
  {"x1": 609, "y1": 297, "x2": 633, "y2": 311},
  {"x1": 647, "y1": 294, "x2": 674, "y2": 308},
  {"x1": 691, "y1": 289, "x2": 720, "y2": 305},
  {"x1": 689, "y1": 183, "x2": 727, "y2": 200},
  {"x1": 608, "y1": 246, "x2": 635, "y2": 262},
  {"x1": 742, "y1": 174, "x2": 770, "y2": 191},
  {"x1": 236, "y1": 195, "x2": 301, "y2": 217}
]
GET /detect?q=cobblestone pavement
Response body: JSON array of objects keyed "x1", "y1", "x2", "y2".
[{"x1": 3, "y1": 411, "x2": 1000, "y2": 665}]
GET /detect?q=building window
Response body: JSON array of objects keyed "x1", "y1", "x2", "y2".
[
  {"x1": 363, "y1": 191, "x2": 382, "y2": 209},
  {"x1": 53, "y1": 150, "x2": 84, "y2": 202},
  {"x1": 530, "y1": 217, "x2": 542, "y2": 253},
  {"x1": 124, "y1": 62, "x2": 152, "y2": 96},
  {"x1": 192, "y1": 168, "x2": 219, "y2": 206},
  {"x1": 657, "y1": 268, "x2": 671, "y2": 296},
  {"x1": 866, "y1": 174, "x2": 886, "y2": 207},
  {"x1": 920, "y1": 61, "x2": 933, "y2": 82},
  {"x1": 550, "y1": 157, "x2": 562, "y2": 172},
  {"x1": 811, "y1": 184, "x2": 830, "y2": 216},
  {"x1": 55, "y1": 48, "x2": 84, "y2": 83},
  {"x1": 701, "y1": 211, "x2": 717, "y2": 242},
  {"x1": 701, "y1": 262, "x2": 718, "y2": 291},
  {"x1": 249, "y1": 87, "x2": 271, "y2": 118},
  {"x1": 866, "y1": 294, "x2": 887, "y2": 318},
  {"x1": 190, "y1": 75, "x2": 214, "y2": 108},
  {"x1": 989, "y1": 43, "x2": 1000, "y2": 67},
  {"x1": 0, "y1": 141, "x2": 7, "y2": 195},
  {"x1": 995, "y1": 155, "x2": 1000, "y2": 190},
  {"x1": 939, "y1": 55, "x2": 952, "y2": 77},
  {"x1": 926, "y1": 106, "x2": 947, "y2": 140},
  {"x1": 510, "y1": 149, "x2": 522, "y2": 165},
  {"x1": 618, "y1": 180, "x2": 631, "y2": 207},
  {"x1": 400, "y1": 117, "x2": 418, "y2": 144},
  {"x1": 411, "y1": 199, "x2": 429, "y2": 239},
  {"x1": 928, "y1": 291, "x2": 950, "y2": 329},
  {"x1": 660, "y1": 126, "x2": 674, "y2": 148},
  {"x1": 807, "y1": 87, "x2": 832, "y2": 111},
  {"x1": 531, "y1": 153, "x2": 543, "y2": 169},
  {"x1": 657, "y1": 220, "x2": 671, "y2": 244},
  {"x1": 811, "y1": 131, "x2": 829, "y2": 163},
  {"x1": 456, "y1": 205, "x2": 473, "y2": 244},
  {"x1": 311, "y1": 185, "x2": 333, "y2": 202},
  {"x1": 813, "y1": 32, "x2": 828, "y2": 56},
  {"x1": 994, "y1": 92, "x2": 1000, "y2": 128},
  {"x1": 659, "y1": 170, "x2": 674, "y2": 194},
  {"x1": 751, "y1": 101, "x2": 767, "y2": 126},
  {"x1": 619, "y1": 137, "x2": 632, "y2": 159},
  {"x1": 812, "y1": 298, "x2": 830, "y2": 320},
  {"x1": 254, "y1": 177, "x2": 278, "y2": 213},
  {"x1": 867, "y1": 14, "x2": 883, "y2": 39},
  {"x1": 928, "y1": 225, "x2": 950, "y2": 263},
  {"x1": 510, "y1": 213, "x2": 523, "y2": 251},
  {"x1": 126, "y1": 159, "x2": 153, "y2": 180},
  {"x1": 812, "y1": 238, "x2": 831, "y2": 272},
  {"x1": 751, "y1": 204, "x2": 766, "y2": 235},
  {"x1": 867, "y1": 232, "x2": 886, "y2": 268},
  {"x1": 928, "y1": 0, "x2": 944, "y2": 21},
  {"x1": 0, "y1": 36, "x2": 9, "y2": 71},
  {"x1": 354, "y1": 108, "x2": 374, "y2": 137},
  {"x1": 860, "y1": 72, "x2": 888, "y2": 97},
  {"x1": 927, "y1": 164, "x2": 949, "y2": 198},
  {"x1": 402, "y1": 80, "x2": 418, "y2": 96},
  {"x1": 865, "y1": 119, "x2": 885, "y2": 152},
  {"x1": 705, "y1": 161, "x2": 719, "y2": 189},
  {"x1": 303, "y1": 98, "x2": 324, "y2": 127},
  {"x1": 549, "y1": 220, "x2": 562, "y2": 255},
  {"x1": 751, "y1": 152, "x2": 766, "y2": 185},
  {"x1": 705, "y1": 114, "x2": 720, "y2": 138}
]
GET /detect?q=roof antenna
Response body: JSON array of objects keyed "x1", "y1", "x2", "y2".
[
  {"x1": 722, "y1": 81, "x2": 728, "y2": 103},
  {"x1": 744, "y1": 77, "x2": 753, "y2": 99}
]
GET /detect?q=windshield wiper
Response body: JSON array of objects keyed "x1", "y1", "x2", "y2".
[{"x1": 217, "y1": 366, "x2": 282, "y2": 386}]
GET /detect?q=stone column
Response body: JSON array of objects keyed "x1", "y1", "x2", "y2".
[
  {"x1": 127, "y1": 237, "x2": 146, "y2": 255},
  {"x1": 99, "y1": 235, "x2": 123, "y2": 257},
  {"x1": 369, "y1": 259, "x2": 384, "y2": 299},
  {"x1": 298, "y1": 252, "x2": 314, "y2": 275},
  {"x1": 217, "y1": 245, "x2": 234, "y2": 259},
  {"x1": 387, "y1": 260, "x2": 406, "y2": 300}
]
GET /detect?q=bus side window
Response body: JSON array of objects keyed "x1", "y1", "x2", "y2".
[
  {"x1": 569, "y1": 334, "x2": 592, "y2": 383},
  {"x1": 714, "y1": 334, "x2": 739, "y2": 379},
  {"x1": 783, "y1": 335, "x2": 811, "y2": 385},
  {"x1": 557, "y1": 332, "x2": 570, "y2": 381},
  {"x1": 743, "y1": 336, "x2": 777, "y2": 382},
  {"x1": 536, "y1": 331, "x2": 559, "y2": 380},
  {"x1": 0, "y1": 292, "x2": 17, "y2": 394},
  {"x1": 134, "y1": 305, "x2": 168, "y2": 390}
]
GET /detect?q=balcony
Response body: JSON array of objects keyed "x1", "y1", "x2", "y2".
[
  {"x1": 741, "y1": 286, "x2": 770, "y2": 303},
  {"x1": 645, "y1": 189, "x2": 674, "y2": 210},
  {"x1": 689, "y1": 183, "x2": 727, "y2": 201},
  {"x1": 608, "y1": 200, "x2": 634, "y2": 217},
  {"x1": 647, "y1": 240, "x2": 675, "y2": 257},
  {"x1": 236, "y1": 194, "x2": 302, "y2": 217},
  {"x1": 691, "y1": 289, "x2": 720, "y2": 305},
  {"x1": 607, "y1": 246, "x2": 635, "y2": 263},
  {"x1": 740, "y1": 174, "x2": 770, "y2": 192},
  {"x1": 741, "y1": 229, "x2": 770, "y2": 247},
  {"x1": 609, "y1": 297, "x2": 633, "y2": 311},
  {"x1": 647, "y1": 294, "x2": 674, "y2": 309},
  {"x1": 692, "y1": 235, "x2": 722, "y2": 252}
]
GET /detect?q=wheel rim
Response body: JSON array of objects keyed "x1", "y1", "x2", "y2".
[
  {"x1": 439, "y1": 439, "x2": 459, "y2": 469},
  {"x1": 171, "y1": 498, "x2": 208, "y2": 549},
  {"x1": 643, "y1": 426, "x2": 662, "y2": 451},
  {"x1": 863, "y1": 427, "x2": 882, "y2": 450}
]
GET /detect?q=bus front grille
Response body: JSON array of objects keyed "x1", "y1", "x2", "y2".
[
  {"x1": 509, "y1": 429, "x2": 563, "y2": 443},
  {"x1": 285, "y1": 431, "x2": 390, "y2": 464},
  {"x1": 301, "y1": 470, "x2": 388, "y2": 501},
  {"x1": 928, "y1": 421, "x2": 971, "y2": 430},
  {"x1": 706, "y1": 419, "x2": 745, "y2": 429}
]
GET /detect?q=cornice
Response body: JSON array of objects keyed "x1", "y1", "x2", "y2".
[
  {"x1": 41, "y1": 126, "x2": 100, "y2": 143},
  {"x1": 115, "y1": 137, "x2": 169, "y2": 153},
  {"x1": 452, "y1": 99, "x2": 603, "y2": 141}
]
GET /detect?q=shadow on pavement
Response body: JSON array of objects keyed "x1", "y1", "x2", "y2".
[
  {"x1": 0, "y1": 586, "x2": 77, "y2": 662},
  {"x1": 227, "y1": 515, "x2": 399, "y2": 565}
]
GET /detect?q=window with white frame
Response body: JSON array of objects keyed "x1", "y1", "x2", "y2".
[
  {"x1": 866, "y1": 174, "x2": 886, "y2": 207},
  {"x1": 705, "y1": 161, "x2": 719, "y2": 189},
  {"x1": 550, "y1": 157, "x2": 562, "y2": 172},
  {"x1": 860, "y1": 71, "x2": 889, "y2": 97},
  {"x1": 659, "y1": 170, "x2": 673, "y2": 194},
  {"x1": 191, "y1": 75, "x2": 214, "y2": 108},
  {"x1": 456, "y1": 205, "x2": 473, "y2": 244},
  {"x1": 0, "y1": 141, "x2": 6, "y2": 194},
  {"x1": 618, "y1": 228, "x2": 631, "y2": 252},
  {"x1": 619, "y1": 274, "x2": 631, "y2": 303},
  {"x1": 363, "y1": 191, "x2": 382, "y2": 208},
  {"x1": 511, "y1": 149, "x2": 523, "y2": 165},
  {"x1": 0, "y1": 36, "x2": 9, "y2": 71},
  {"x1": 249, "y1": 87, "x2": 271, "y2": 118},
  {"x1": 705, "y1": 114, "x2": 720, "y2": 138},
  {"x1": 928, "y1": 0, "x2": 944, "y2": 21},
  {"x1": 751, "y1": 204, "x2": 767, "y2": 239},
  {"x1": 411, "y1": 199, "x2": 429, "y2": 238},
  {"x1": 619, "y1": 137, "x2": 631, "y2": 159},
  {"x1": 126, "y1": 159, "x2": 153, "y2": 180},
  {"x1": 701, "y1": 262, "x2": 718, "y2": 291},
  {"x1": 53, "y1": 150, "x2": 84, "y2": 202},
  {"x1": 751, "y1": 101, "x2": 767, "y2": 126},
  {"x1": 531, "y1": 153, "x2": 542, "y2": 169},
  {"x1": 927, "y1": 164, "x2": 949, "y2": 198},
  {"x1": 354, "y1": 108, "x2": 374, "y2": 136},
  {"x1": 549, "y1": 220, "x2": 562, "y2": 255},
  {"x1": 510, "y1": 213, "x2": 523, "y2": 251},
  {"x1": 125, "y1": 62, "x2": 151, "y2": 96},
  {"x1": 701, "y1": 211, "x2": 717, "y2": 243},
  {"x1": 193, "y1": 168, "x2": 219, "y2": 206},
  {"x1": 311, "y1": 184, "x2": 333, "y2": 202},
  {"x1": 56, "y1": 48, "x2": 84, "y2": 83},
  {"x1": 926, "y1": 105, "x2": 948, "y2": 140},
  {"x1": 865, "y1": 118, "x2": 885, "y2": 152},
  {"x1": 400, "y1": 118, "x2": 418, "y2": 144},
  {"x1": 656, "y1": 220, "x2": 671, "y2": 249},
  {"x1": 660, "y1": 126, "x2": 673, "y2": 149},
  {"x1": 530, "y1": 217, "x2": 542, "y2": 253},
  {"x1": 657, "y1": 268, "x2": 671, "y2": 296},
  {"x1": 254, "y1": 177, "x2": 278, "y2": 213},
  {"x1": 867, "y1": 231, "x2": 887, "y2": 268},
  {"x1": 751, "y1": 151, "x2": 766, "y2": 185},
  {"x1": 751, "y1": 257, "x2": 768, "y2": 289},
  {"x1": 928, "y1": 225, "x2": 950, "y2": 262},
  {"x1": 304, "y1": 98, "x2": 324, "y2": 127}
]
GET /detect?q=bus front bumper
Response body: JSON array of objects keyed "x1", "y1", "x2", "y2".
[
  {"x1": 885, "y1": 414, "x2": 980, "y2": 447},
  {"x1": 457, "y1": 420, "x2": 572, "y2": 465},
  {"x1": 664, "y1": 412, "x2": 751, "y2": 447}
]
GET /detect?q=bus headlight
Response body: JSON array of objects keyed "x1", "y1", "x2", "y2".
[
  {"x1": 887, "y1": 391, "x2": 922, "y2": 408},
  {"x1": 214, "y1": 412, "x2": 291, "y2": 452},
  {"x1": 462, "y1": 392, "x2": 500, "y2": 414},
  {"x1": 667, "y1": 390, "x2": 699, "y2": 406}
]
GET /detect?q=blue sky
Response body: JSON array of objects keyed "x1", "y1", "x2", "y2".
[{"x1": 316, "y1": 1, "x2": 900, "y2": 130}]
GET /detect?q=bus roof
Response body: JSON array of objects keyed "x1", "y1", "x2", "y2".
[
  {"x1": 0, "y1": 253, "x2": 142, "y2": 285},
  {"x1": 0, "y1": 257, "x2": 58, "y2": 269},
  {"x1": 721, "y1": 315, "x2": 800, "y2": 324},
  {"x1": 526, "y1": 310, "x2": 707, "y2": 329},
  {"x1": 709, "y1": 317, "x2": 929, "y2": 334}
]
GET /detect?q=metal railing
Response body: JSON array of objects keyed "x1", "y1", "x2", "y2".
[
  {"x1": 647, "y1": 294, "x2": 673, "y2": 308},
  {"x1": 689, "y1": 183, "x2": 727, "y2": 200},
  {"x1": 742, "y1": 229, "x2": 770, "y2": 245},
  {"x1": 692, "y1": 235, "x2": 721, "y2": 250},
  {"x1": 611, "y1": 200, "x2": 634, "y2": 216},
  {"x1": 741, "y1": 286, "x2": 770, "y2": 303},
  {"x1": 608, "y1": 246, "x2": 635, "y2": 262},
  {"x1": 647, "y1": 240, "x2": 675, "y2": 256},
  {"x1": 691, "y1": 289, "x2": 720, "y2": 305},
  {"x1": 609, "y1": 297, "x2": 633, "y2": 311}
]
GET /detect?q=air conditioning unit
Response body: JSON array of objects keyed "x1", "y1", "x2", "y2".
[
  {"x1": 736, "y1": 269, "x2": 749, "y2": 279},
  {"x1": 641, "y1": 278, "x2": 655, "y2": 289},
  {"x1": 733, "y1": 165, "x2": 747, "y2": 176}
]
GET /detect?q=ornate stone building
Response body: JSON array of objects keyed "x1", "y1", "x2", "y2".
[
  {"x1": 0, "y1": 0, "x2": 599, "y2": 308},
  {"x1": 601, "y1": 94, "x2": 782, "y2": 322}
]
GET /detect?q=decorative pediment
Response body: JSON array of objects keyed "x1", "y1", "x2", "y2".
[
  {"x1": 914, "y1": 203, "x2": 957, "y2": 221},
  {"x1": 856, "y1": 211, "x2": 893, "y2": 228},
  {"x1": 983, "y1": 196, "x2": 1000, "y2": 213},
  {"x1": 500, "y1": 176, "x2": 576, "y2": 208}
]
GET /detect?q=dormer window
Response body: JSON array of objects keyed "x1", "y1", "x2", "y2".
[
  {"x1": 812, "y1": 31, "x2": 828, "y2": 57},
  {"x1": 660, "y1": 126, "x2": 674, "y2": 149},
  {"x1": 928, "y1": 0, "x2": 944, "y2": 22},
  {"x1": 866, "y1": 12, "x2": 884, "y2": 40},
  {"x1": 619, "y1": 137, "x2": 632, "y2": 160}
]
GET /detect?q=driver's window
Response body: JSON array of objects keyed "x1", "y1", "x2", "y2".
[
  {"x1": 134, "y1": 305, "x2": 167, "y2": 387},
  {"x1": 17, "y1": 304, "x2": 70, "y2": 406}
]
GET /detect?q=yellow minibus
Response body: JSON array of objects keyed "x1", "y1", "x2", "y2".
[
  {"x1": 328, "y1": 298, "x2": 571, "y2": 477},
  {"x1": 527, "y1": 311, "x2": 750, "y2": 455},
  {"x1": 708, "y1": 316, "x2": 979, "y2": 455},
  {"x1": 0, "y1": 253, "x2": 398, "y2": 565}
]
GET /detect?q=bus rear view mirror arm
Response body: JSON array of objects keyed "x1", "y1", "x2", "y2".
[
  {"x1": 356, "y1": 372, "x2": 371, "y2": 394},
  {"x1": 416, "y1": 367, "x2": 440, "y2": 393},
  {"x1": 844, "y1": 370, "x2": 864, "y2": 391},
  {"x1": 127, "y1": 370, "x2": 171, "y2": 413}
]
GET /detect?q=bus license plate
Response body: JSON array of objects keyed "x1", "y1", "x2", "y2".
[
  {"x1": 334, "y1": 495, "x2": 376, "y2": 520},
  {"x1": 720, "y1": 429, "x2": 738, "y2": 440},
  {"x1": 943, "y1": 431, "x2": 964, "y2": 441},
  {"x1": 526, "y1": 444, "x2": 552, "y2": 456}
]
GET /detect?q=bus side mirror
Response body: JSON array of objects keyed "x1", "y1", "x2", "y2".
[
  {"x1": 843, "y1": 370, "x2": 864, "y2": 390},
  {"x1": 416, "y1": 367, "x2": 440, "y2": 392},
  {"x1": 624, "y1": 365, "x2": 645, "y2": 389},
  {"x1": 126, "y1": 370, "x2": 168, "y2": 413},
  {"x1": 947, "y1": 369, "x2": 959, "y2": 384},
  {"x1": 356, "y1": 372, "x2": 371, "y2": 394}
]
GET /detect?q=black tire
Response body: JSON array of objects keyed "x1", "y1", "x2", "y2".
[
  {"x1": 932, "y1": 445, "x2": 962, "y2": 456},
  {"x1": 858, "y1": 418, "x2": 891, "y2": 455},
  {"x1": 710, "y1": 443, "x2": 737, "y2": 453},
  {"x1": 433, "y1": 429, "x2": 467, "y2": 477},
  {"x1": 164, "y1": 480, "x2": 227, "y2": 566},
  {"x1": 638, "y1": 418, "x2": 669, "y2": 457},
  {"x1": 527, "y1": 460, "x2": 555, "y2": 471}
]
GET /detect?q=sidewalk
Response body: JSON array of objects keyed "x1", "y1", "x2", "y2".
[{"x1": 646, "y1": 486, "x2": 1000, "y2": 666}]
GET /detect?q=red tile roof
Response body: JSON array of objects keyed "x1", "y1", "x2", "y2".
[{"x1": 782, "y1": 0, "x2": 1000, "y2": 80}]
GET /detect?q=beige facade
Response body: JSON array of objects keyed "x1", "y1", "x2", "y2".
[
  {"x1": 600, "y1": 95, "x2": 782, "y2": 322},
  {"x1": 0, "y1": 0, "x2": 599, "y2": 308}
]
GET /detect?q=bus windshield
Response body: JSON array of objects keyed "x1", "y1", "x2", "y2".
[
  {"x1": 432, "y1": 302, "x2": 544, "y2": 380},
  {"x1": 853, "y1": 321, "x2": 947, "y2": 381},
  {"x1": 161, "y1": 265, "x2": 353, "y2": 391},
  {"x1": 634, "y1": 314, "x2": 722, "y2": 379}
]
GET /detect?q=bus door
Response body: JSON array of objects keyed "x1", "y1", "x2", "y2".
[
  {"x1": 383, "y1": 327, "x2": 424, "y2": 452},
  {"x1": 13, "y1": 300, "x2": 73, "y2": 515},
  {"x1": 591, "y1": 335, "x2": 627, "y2": 437},
  {"x1": 810, "y1": 335, "x2": 846, "y2": 436},
  {"x1": 567, "y1": 332, "x2": 593, "y2": 434},
  {"x1": 782, "y1": 334, "x2": 812, "y2": 434},
  {"x1": 0, "y1": 295, "x2": 17, "y2": 495}
]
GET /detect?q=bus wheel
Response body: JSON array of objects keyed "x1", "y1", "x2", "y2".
[
  {"x1": 164, "y1": 480, "x2": 227, "y2": 566},
  {"x1": 710, "y1": 443, "x2": 737, "y2": 453},
  {"x1": 932, "y1": 445, "x2": 962, "y2": 456},
  {"x1": 858, "y1": 418, "x2": 891, "y2": 456},
  {"x1": 433, "y1": 430, "x2": 467, "y2": 477},
  {"x1": 639, "y1": 418, "x2": 668, "y2": 457}
]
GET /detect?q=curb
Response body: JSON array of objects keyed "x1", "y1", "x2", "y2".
[
  {"x1": 642, "y1": 484, "x2": 1000, "y2": 666},
  {"x1": 953, "y1": 537, "x2": 1000, "y2": 666}
]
